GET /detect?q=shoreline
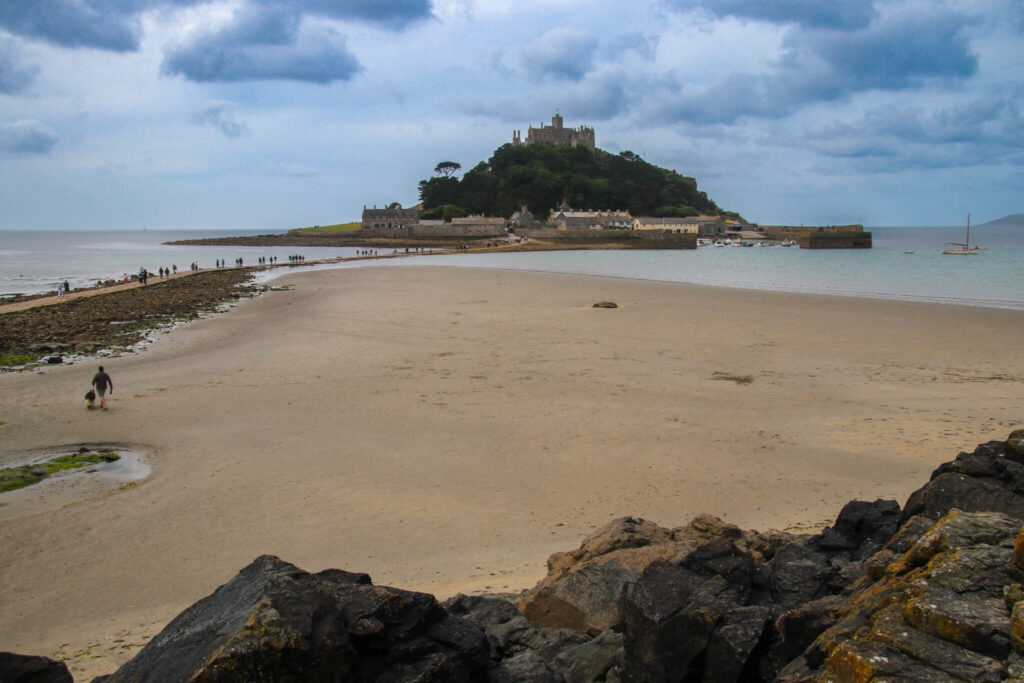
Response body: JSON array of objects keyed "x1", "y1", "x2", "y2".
[{"x1": 1, "y1": 265, "x2": 1022, "y2": 680}]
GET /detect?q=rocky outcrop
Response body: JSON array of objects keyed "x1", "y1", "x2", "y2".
[
  {"x1": 94, "y1": 556, "x2": 489, "y2": 683},
  {"x1": 8, "y1": 431, "x2": 1024, "y2": 681}
]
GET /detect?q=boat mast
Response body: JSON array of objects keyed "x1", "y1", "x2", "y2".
[{"x1": 966, "y1": 213, "x2": 971, "y2": 248}]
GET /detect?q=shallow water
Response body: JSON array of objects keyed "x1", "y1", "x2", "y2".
[{"x1": 2, "y1": 226, "x2": 1022, "y2": 310}]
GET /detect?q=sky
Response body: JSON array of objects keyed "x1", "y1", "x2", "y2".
[{"x1": 1, "y1": 0, "x2": 1022, "y2": 230}]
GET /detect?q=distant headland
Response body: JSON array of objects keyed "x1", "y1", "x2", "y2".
[{"x1": 978, "y1": 214, "x2": 1024, "y2": 227}]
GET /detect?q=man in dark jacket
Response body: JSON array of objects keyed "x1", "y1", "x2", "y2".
[{"x1": 91, "y1": 366, "x2": 113, "y2": 410}]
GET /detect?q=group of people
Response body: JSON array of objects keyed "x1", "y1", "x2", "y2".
[{"x1": 55, "y1": 279, "x2": 70, "y2": 296}]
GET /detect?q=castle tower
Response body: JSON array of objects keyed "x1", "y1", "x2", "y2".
[{"x1": 552, "y1": 113, "x2": 563, "y2": 130}]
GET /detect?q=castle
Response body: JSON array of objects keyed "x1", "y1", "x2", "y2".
[{"x1": 513, "y1": 113, "x2": 595, "y2": 151}]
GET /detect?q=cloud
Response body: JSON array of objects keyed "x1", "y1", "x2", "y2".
[
  {"x1": 161, "y1": 4, "x2": 362, "y2": 83},
  {"x1": 604, "y1": 33, "x2": 659, "y2": 61},
  {"x1": 796, "y1": 12, "x2": 978, "y2": 93},
  {"x1": 0, "y1": 37, "x2": 39, "y2": 93},
  {"x1": 673, "y1": 0, "x2": 877, "y2": 30},
  {"x1": 650, "y1": 10, "x2": 979, "y2": 125},
  {"x1": 0, "y1": 120, "x2": 58, "y2": 153},
  {"x1": 520, "y1": 28, "x2": 599, "y2": 81},
  {"x1": 296, "y1": 0, "x2": 434, "y2": 30},
  {"x1": 805, "y1": 93, "x2": 1024, "y2": 171},
  {"x1": 191, "y1": 101, "x2": 249, "y2": 137},
  {"x1": 0, "y1": 0, "x2": 143, "y2": 51}
]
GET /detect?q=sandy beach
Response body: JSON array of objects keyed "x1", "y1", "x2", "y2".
[{"x1": 1, "y1": 265, "x2": 1022, "y2": 680}]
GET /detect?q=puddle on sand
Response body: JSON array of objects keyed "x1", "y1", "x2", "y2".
[
  {"x1": 0, "y1": 444, "x2": 153, "y2": 520},
  {"x1": 88, "y1": 450, "x2": 151, "y2": 481}
]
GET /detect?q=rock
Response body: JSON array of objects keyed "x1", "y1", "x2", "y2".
[
  {"x1": 488, "y1": 650, "x2": 564, "y2": 683},
  {"x1": 553, "y1": 630, "x2": 624, "y2": 683},
  {"x1": 767, "y1": 542, "x2": 833, "y2": 613},
  {"x1": 1009, "y1": 429, "x2": 1024, "y2": 461},
  {"x1": 0, "y1": 652, "x2": 73, "y2": 683},
  {"x1": 592, "y1": 302, "x2": 617, "y2": 308},
  {"x1": 622, "y1": 564, "x2": 756, "y2": 682},
  {"x1": 99, "y1": 554, "x2": 488, "y2": 682},
  {"x1": 811, "y1": 498, "x2": 901, "y2": 556},
  {"x1": 46, "y1": 356, "x2": 63, "y2": 364},
  {"x1": 794, "y1": 510, "x2": 1021, "y2": 681},
  {"x1": 901, "y1": 440, "x2": 1024, "y2": 522}
]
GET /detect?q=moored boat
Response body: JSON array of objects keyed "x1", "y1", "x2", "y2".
[{"x1": 943, "y1": 214, "x2": 982, "y2": 255}]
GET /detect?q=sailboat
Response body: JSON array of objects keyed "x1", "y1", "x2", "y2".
[{"x1": 943, "y1": 214, "x2": 982, "y2": 255}]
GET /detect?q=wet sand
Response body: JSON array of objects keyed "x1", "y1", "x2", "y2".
[{"x1": 1, "y1": 265, "x2": 1021, "y2": 679}]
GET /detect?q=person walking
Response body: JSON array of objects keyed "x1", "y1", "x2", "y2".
[{"x1": 91, "y1": 365, "x2": 113, "y2": 410}]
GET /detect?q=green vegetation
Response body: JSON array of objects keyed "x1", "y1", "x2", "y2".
[
  {"x1": 418, "y1": 144, "x2": 725, "y2": 220},
  {"x1": 0, "y1": 353, "x2": 35, "y2": 366},
  {"x1": 293, "y1": 222, "x2": 361, "y2": 233},
  {"x1": 0, "y1": 450, "x2": 120, "y2": 493}
]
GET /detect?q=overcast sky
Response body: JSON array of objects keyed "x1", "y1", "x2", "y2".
[{"x1": 1, "y1": 0, "x2": 1022, "y2": 230}]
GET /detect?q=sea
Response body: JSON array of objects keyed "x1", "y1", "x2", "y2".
[{"x1": 1, "y1": 226, "x2": 1022, "y2": 310}]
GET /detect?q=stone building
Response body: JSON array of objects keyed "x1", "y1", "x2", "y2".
[
  {"x1": 513, "y1": 113, "x2": 595, "y2": 151},
  {"x1": 361, "y1": 204, "x2": 420, "y2": 234},
  {"x1": 633, "y1": 215, "x2": 725, "y2": 235},
  {"x1": 549, "y1": 203, "x2": 633, "y2": 230}
]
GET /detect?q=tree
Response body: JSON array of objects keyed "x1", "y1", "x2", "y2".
[{"x1": 434, "y1": 161, "x2": 462, "y2": 178}]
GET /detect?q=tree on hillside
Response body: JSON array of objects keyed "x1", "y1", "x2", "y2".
[
  {"x1": 417, "y1": 144, "x2": 723, "y2": 220},
  {"x1": 434, "y1": 161, "x2": 462, "y2": 178}
]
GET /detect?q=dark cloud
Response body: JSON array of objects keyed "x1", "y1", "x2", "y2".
[
  {"x1": 0, "y1": 120, "x2": 58, "y2": 153},
  {"x1": 521, "y1": 28, "x2": 599, "y2": 81},
  {"x1": 652, "y1": 10, "x2": 978, "y2": 125},
  {"x1": 296, "y1": 0, "x2": 433, "y2": 30},
  {"x1": 191, "y1": 101, "x2": 250, "y2": 138},
  {"x1": 0, "y1": 37, "x2": 39, "y2": 93},
  {"x1": 797, "y1": 13, "x2": 978, "y2": 93},
  {"x1": 0, "y1": 0, "x2": 142, "y2": 51},
  {"x1": 162, "y1": 4, "x2": 362, "y2": 83},
  {"x1": 0, "y1": 0, "x2": 431, "y2": 54},
  {"x1": 673, "y1": 0, "x2": 876, "y2": 30}
]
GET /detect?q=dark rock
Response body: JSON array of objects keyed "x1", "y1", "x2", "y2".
[
  {"x1": 768, "y1": 543, "x2": 832, "y2": 613},
  {"x1": 443, "y1": 594, "x2": 520, "y2": 629},
  {"x1": 0, "y1": 652, "x2": 73, "y2": 683},
  {"x1": 485, "y1": 614, "x2": 586, "y2": 660},
  {"x1": 812, "y1": 498, "x2": 901, "y2": 556},
  {"x1": 622, "y1": 564, "x2": 751, "y2": 682},
  {"x1": 100, "y1": 554, "x2": 488, "y2": 682},
  {"x1": 774, "y1": 595, "x2": 847, "y2": 664},
  {"x1": 489, "y1": 650, "x2": 565, "y2": 683},
  {"x1": 519, "y1": 559, "x2": 640, "y2": 636},
  {"x1": 46, "y1": 356, "x2": 63, "y2": 364},
  {"x1": 592, "y1": 302, "x2": 617, "y2": 308},
  {"x1": 1008, "y1": 429, "x2": 1024, "y2": 462},
  {"x1": 553, "y1": 630, "x2": 624, "y2": 683},
  {"x1": 901, "y1": 441, "x2": 1024, "y2": 523}
]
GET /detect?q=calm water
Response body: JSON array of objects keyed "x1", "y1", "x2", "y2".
[
  {"x1": 0, "y1": 229, "x2": 363, "y2": 296},
  {"x1": 1, "y1": 226, "x2": 1022, "y2": 310}
]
